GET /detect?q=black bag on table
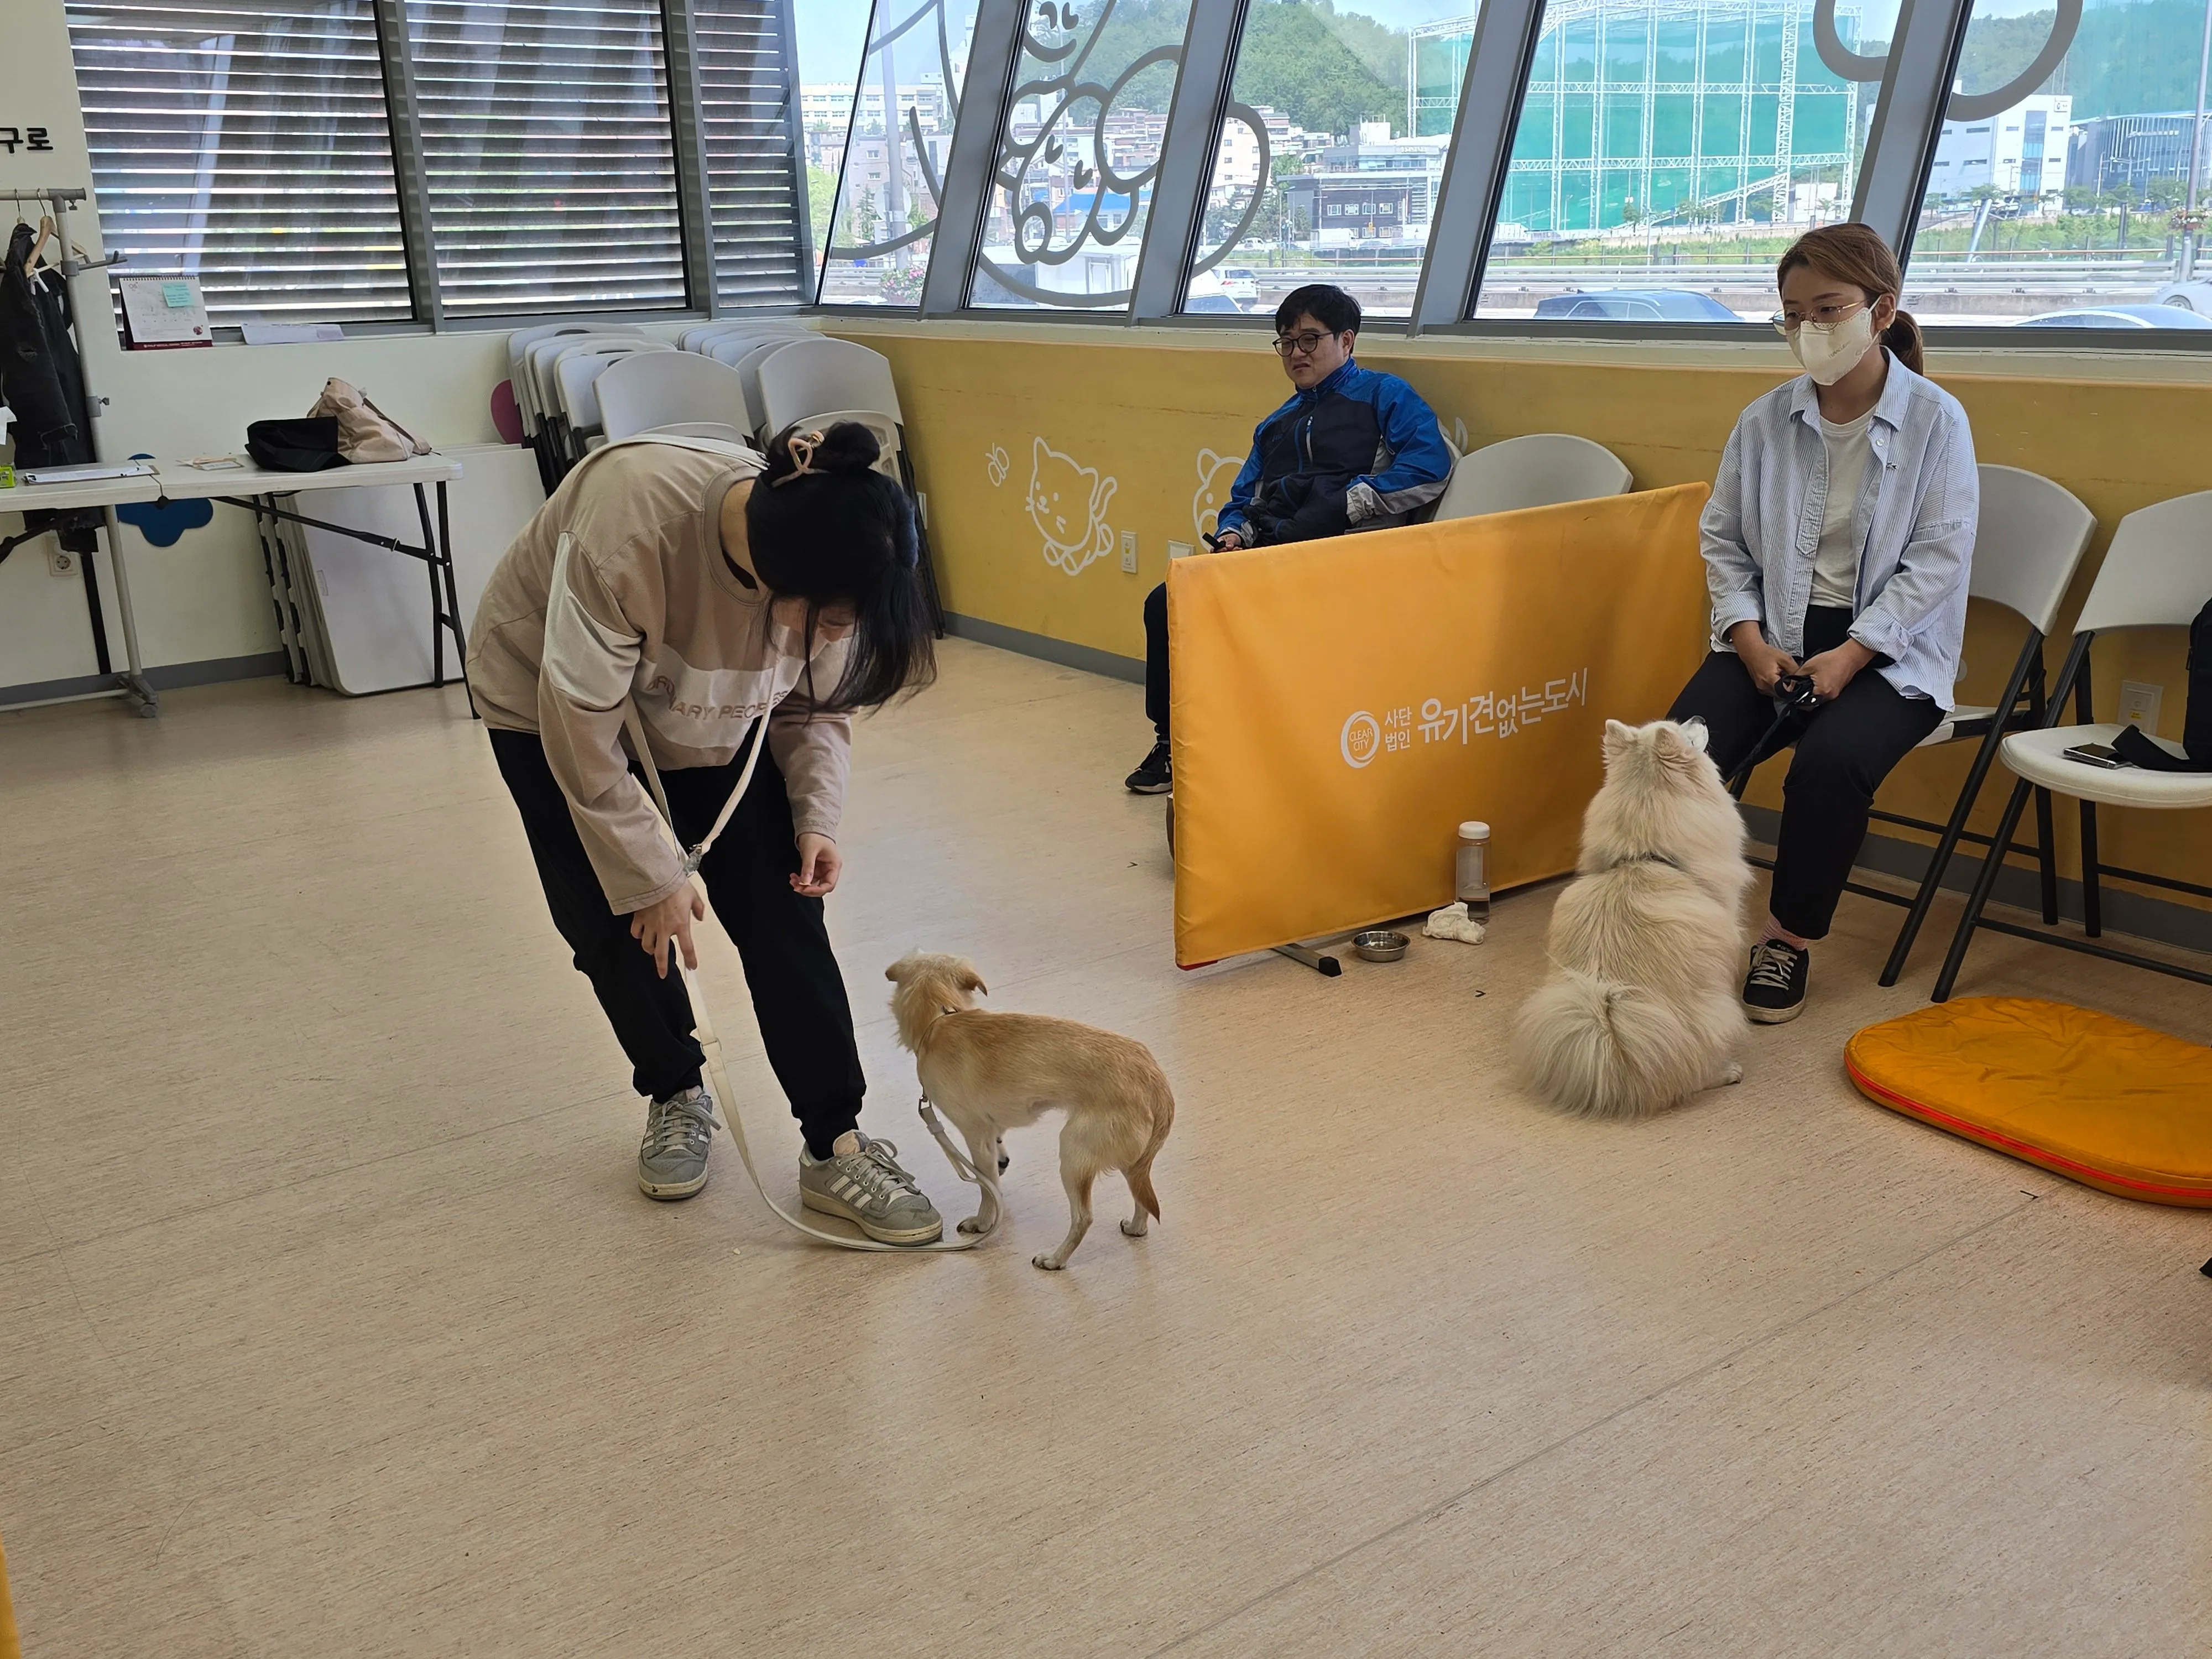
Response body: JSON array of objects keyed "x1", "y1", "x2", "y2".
[{"x1": 245, "y1": 416, "x2": 348, "y2": 472}]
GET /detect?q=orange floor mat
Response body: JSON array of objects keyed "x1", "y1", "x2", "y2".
[{"x1": 1846, "y1": 997, "x2": 2212, "y2": 1207}]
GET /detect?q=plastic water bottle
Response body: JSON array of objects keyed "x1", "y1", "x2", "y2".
[{"x1": 1456, "y1": 821, "x2": 1491, "y2": 924}]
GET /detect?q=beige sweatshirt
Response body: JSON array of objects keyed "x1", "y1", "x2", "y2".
[{"x1": 467, "y1": 439, "x2": 853, "y2": 915}]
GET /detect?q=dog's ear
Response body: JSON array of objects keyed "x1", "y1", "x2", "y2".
[
  {"x1": 1602, "y1": 719, "x2": 1636, "y2": 764},
  {"x1": 956, "y1": 967, "x2": 989, "y2": 998},
  {"x1": 1677, "y1": 717, "x2": 1711, "y2": 754}
]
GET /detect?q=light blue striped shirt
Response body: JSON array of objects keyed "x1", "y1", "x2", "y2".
[{"x1": 1700, "y1": 352, "x2": 1978, "y2": 710}]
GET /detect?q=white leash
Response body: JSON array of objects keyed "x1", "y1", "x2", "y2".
[{"x1": 622, "y1": 703, "x2": 999, "y2": 1252}]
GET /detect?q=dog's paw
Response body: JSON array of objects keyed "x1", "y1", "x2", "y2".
[
  {"x1": 1722, "y1": 1059, "x2": 1745, "y2": 1086},
  {"x1": 1031, "y1": 1253, "x2": 1066, "y2": 1271},
  {"x1": 958, "y1": 1214, "x2": 990, "y2": 1235},
  {"x1": 1120, "y1": 1218, "x2": 1148, "y2": 1237}
]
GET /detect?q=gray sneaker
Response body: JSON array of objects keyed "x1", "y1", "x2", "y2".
[
  {"x1": 799, "y1": 1131, "x2": 944, "y2": 1244},
  {"x1": 638, "y1": 1087, "x2": 717, "y2": 1201}
]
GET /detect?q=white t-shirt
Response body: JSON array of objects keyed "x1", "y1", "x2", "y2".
[{"x1": 1811, "y1": 410, "x2": 1873, "y2": 610}]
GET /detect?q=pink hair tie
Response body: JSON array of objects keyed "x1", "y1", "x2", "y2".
[{"x1": 773, "y1": 429, "x2": 827, "y2": 486}]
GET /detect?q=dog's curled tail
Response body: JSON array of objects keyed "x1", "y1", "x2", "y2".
[
  {"x1": 1512, "y1": 970, "x2": 1710, "y2": 1120},
  {"x1": 1125, "y1": 1081, "x2": 1174, "y2": 1221}
]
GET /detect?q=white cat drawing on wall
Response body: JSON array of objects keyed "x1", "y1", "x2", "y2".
[
  {"x1": 1027, "y1": 437, "x2": 1118, "y2": 576},
  {"x1": 1192, "y1": 447, "x2": 1241, "y2": 544}
]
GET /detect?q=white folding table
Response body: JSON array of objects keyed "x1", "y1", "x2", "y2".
[{"x1": 0, "y1": 452, "x2": 468, "y2": 717}]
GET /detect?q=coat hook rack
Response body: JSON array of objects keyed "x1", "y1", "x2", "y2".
[{"x1": 5, "y1": 185, "x2": 127, "y2": 278}]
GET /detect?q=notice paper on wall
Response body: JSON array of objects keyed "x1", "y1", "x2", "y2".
[{"x1": 117, "y1": 275, "x2": 213, "y2": 348}]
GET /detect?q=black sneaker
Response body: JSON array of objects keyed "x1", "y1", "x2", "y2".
[
  {"x1": 1742, "y1": 940, "x2": 1810, "y2": 1024},
  {"x1": 1125, "y1": 740, "x2": 1172, "y2": 795}
]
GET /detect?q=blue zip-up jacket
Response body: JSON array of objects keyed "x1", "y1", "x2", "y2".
[{"x1": 1215, "y1": 359, "x2": 1453, "y2": 546}]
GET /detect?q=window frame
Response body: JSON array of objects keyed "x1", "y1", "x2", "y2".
[{"x1": 76, "y1": 0, "x2": 2212, "y2": 349}]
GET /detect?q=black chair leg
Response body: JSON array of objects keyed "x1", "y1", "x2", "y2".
[
  {"x1": 2080, "y1": 799, "x2": 2103, "y2": 938},
  {"x1": 1879, "y1": 634, "x2": 2041, "y2": 988},
  {"x1": 1933, "y1": 773, "x2": 2037, "y2": 1003},
  {"x1": 2033, "y1": 786, "x2": 2058, "y2": 922}
]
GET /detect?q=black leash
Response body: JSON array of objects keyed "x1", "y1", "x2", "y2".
[{"x1": 1723, "y1": 675, "x2": 1825, "y2": 794}]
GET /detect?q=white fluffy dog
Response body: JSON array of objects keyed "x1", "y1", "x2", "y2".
[{"x1": 1513, "y1": 718, "x2": 1752, "y2": 1118}]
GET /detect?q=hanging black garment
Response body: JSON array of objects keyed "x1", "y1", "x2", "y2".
[{"x1": 1, "y1": 220, "x2": 102, "y2": 564}]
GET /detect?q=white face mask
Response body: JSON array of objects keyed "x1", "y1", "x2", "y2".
[{"x1": 1790, "y1": 307, "x2": 1877, "y2": 385}]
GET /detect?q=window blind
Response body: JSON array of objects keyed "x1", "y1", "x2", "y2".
[
  {"x1": 403, "y1": 0, "x2": 689, "y2": 315},
  {"x1": 64, "y1": 0, "x2": 415, "y2": 323},
  {"x1": 692, "y1": 0, "x2": 808, "y2": 310}
]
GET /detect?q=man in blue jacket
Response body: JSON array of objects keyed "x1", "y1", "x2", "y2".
[{"x1": 1126, "y1": 284, "x2": 1453, "y2": 794}]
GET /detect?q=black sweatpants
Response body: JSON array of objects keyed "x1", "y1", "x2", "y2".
[
  {"x1": 489, "y1": 727, "x2": 865, "y2": 1157},
  {"x1": 1667, "y1": 606, "x2": 1944, "y2": 941},
  {"x1": 1144, "y1": 581, "x2": 1170, "y2": 743}
]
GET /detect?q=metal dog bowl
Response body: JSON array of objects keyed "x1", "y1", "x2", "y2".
[{"x1": 1352, "y1": 929, "x2": 1409, "y2": 963}]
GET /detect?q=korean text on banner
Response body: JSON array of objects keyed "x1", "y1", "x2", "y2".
[{"x1": 1168, "y1": 482, "x2": 1712, "y2": 966}]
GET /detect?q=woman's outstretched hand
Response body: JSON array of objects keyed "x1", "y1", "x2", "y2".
[
  {"x1": 631, "y1": 885, "x2": 706, "y2": 978},
  {"x1": 792, "y1": 834, "x2": 842, "y2": 898}
]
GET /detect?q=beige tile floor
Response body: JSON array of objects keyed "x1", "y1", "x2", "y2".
[{"x1": 3, "y1": 639, "x2": 2208, "y2": 1658}]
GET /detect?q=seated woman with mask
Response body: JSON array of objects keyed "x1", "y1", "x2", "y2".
[{"x1": 1670, "y1": 223, "x2": 1977, "y2": 1024}]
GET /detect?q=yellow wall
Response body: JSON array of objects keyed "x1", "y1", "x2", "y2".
[{"x1": 833, "y1": 322, "x2": 2210, "y2": 909}]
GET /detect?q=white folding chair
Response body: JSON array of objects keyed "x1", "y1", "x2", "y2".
[
  {"x1": 525, "y1": 333, "x2": 646, "y2": 468},
  {"x1": 1933, "y1": 489, "x2": 2212, "y2": 999},
  {"x1": 597, "y1": 351, "x2": 758, "y2": 443},
  {"x1": 757, "y1": 337, "x2": 902, "y2": 439},
  {"x1": 539, "y1": 338, "x2": 674, "y2": 475},
  {"x1": 680, "y1": 320, "x2": 810, "y2": 354},
  {"x1": 737, "y1": 337, "x2": 813, "y2": 439},
  {"x1": 508, "y1": 324, "x2": 608, "y2": 490},
  {"x1": 1431, "y1": 432, "x2": 1631, "y2": 520},
  {"x1": 1876, "y1": 466, "x2": 2096, "y2": 983}
]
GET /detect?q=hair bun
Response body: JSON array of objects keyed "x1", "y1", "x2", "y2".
[{"x1": 769, "y1": 420, "x2": 881, "y2": 482}]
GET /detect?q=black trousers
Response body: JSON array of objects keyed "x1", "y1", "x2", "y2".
[
  {"x1": 1144, "y1": 581, "x2": 1171, "y2": 743},
  {"x1": 489, "y1": 727, "x2": 865, "y2": 1156},
  {"x1": 1667, "y1": 606, "x2": 1944, "y2": 941}
]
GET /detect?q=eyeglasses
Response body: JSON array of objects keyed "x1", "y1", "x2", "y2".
[
  {"x1": 1272, "y1": 330, "x2": 1335, "y2": 357},
  {"x1": 1771, "y1": 300, "x2": 1868, "y2": 337}
]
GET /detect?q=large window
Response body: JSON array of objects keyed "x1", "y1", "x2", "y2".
[
  {"x1": 696, "y1": 0, "x2": 816, "y2": 310},
  {"x1": 1181, "y1": 0, "x2": 1479, "y2": 321},
  {"x1": 67, "y1": 0, "x2": 816, "y2": 324},
  {"x1": 1901, "y1": 0, "x2": 2211, "y2": 331},
  {"x1": 65, "y1": 0, "x2": 414, "y2": 322},
  {"x1": 967, "y1": 0, "x2": 1196, "y2": 310},
  {"x1": 817, "y1": 0, "x2": 980, "y2": 305},
  {"x1": 1472, "y1": 0, "x2": 1896, "y2": 321},
  {"x1": 405, "y1": 0, "x2": 687, "y2": 316},
  {"x1": 64, "y1": 0, "x2": 2212, "y2": 338}
]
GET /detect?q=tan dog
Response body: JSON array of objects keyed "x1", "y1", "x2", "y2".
[{"x1": 885, "y1": 953, "x2": 1174, "y2": 1270}]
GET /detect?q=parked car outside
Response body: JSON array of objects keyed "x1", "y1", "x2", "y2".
[
  {"x1": 1220, "y1": 268, "x2": 1260, "y2": 301},
  {"x1": 2151, "y1": 279, "x2": 2212, "y2": 313},
  {"x1": 2016, "y1": 305, "x2": 2212, "y2": 329},
  {"x1": 1532, "y1": 288, "x2": 1742, "y2": 322}
]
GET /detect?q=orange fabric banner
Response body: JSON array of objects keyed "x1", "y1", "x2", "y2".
[
  {"x1": 1168, "y1": 483, "x2": 1712, "y2": 966},
  {"x1": 0, "y1": 1530, "x2": 19, "y2": 1659}
]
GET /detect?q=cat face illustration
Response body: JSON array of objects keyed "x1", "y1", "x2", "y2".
[
  {"x1": 1027, "y1": 437, "x2": 1118, "y2": 575},
  {"x1": 1192, "y1": 447, "x2": 1241, "y2": 541}
]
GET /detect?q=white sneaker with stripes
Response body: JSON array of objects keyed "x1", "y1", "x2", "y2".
[{"x1": 799, "y1": 1131, "x2": 944, "y2": 1245}]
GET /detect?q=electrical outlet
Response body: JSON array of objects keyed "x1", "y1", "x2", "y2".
[
  {"x1": 1120, "y1": 530, "x2": 1138, "y2": 573},
  {"x1": 48, "y1": 545, "x2": 77, "y2": 579},
  {"x1": 2117, "y1": 680, "x2": 2163, "y2": 733},
  {"x1": 1167, "y1": 540, "x2": 1195, "y2": 560}
]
